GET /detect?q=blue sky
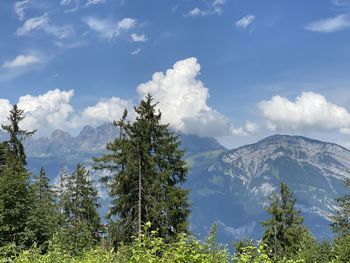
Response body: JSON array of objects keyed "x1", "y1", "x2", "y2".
[{"x1": 1, "y1": 0, "x2": 350, "y2": 148}]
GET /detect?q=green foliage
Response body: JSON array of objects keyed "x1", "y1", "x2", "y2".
[
  {"x1": 331, "y1": 178, "x2": 350, "y2": 237},
  {"x1": 24, "y1": 167, "x2": 59, "y2": 252},
  {"x1": 0, "y1": 170, "x2": 30, "y2": 248},
  {"x1": 332, "y1": 234, "x2": 350, "y2": 262},
  {"x1": 260, "y1": 182, "x2": 315, "y2": 261},
  {"x1": 94, "y1": 95, "x2": 190, "y2": 244},
  {"x1": 0, "y1": 223, "x2": 230, "y2": 263},
  {"x1": 54, "y1": 164, "x2": 101, "y2": 255},
  {"x1": 1, "y1": 104, "x2": 35, "y2": 171}
]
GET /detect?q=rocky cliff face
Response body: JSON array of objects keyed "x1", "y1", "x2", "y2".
[{"x1": 188, "y1": 135, "x2": 350, "y2": 242}]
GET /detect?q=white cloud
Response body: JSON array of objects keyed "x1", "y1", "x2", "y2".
[
  {"x1": 131, "y1": 33, "x2": 147, "y2": 42},
  {"x1": 16, "y1": 13, "x2": 74, "y2": 39},
  {"x1": 185, "y1": 0, "x2": 225, "y2": 17},
  {"x1": 304, "y1": 14, "x2": 350, "y2": 33},
  {"x1": 137, "y1": 57, "x2": 253, "y2": 137},
  {"x1": 17, "y1": 89, "x2": 75, "y2": 133},
  {"x1": 14, "y1": 1, "x2": 30, "y2": 21},
  {"x1": 131, "y1": 48, "x2": 141, "y2": 55},
  {"x1": 2, "y1": 55, "x2": 41, "y2": 69},
  {"x1": 85, "y1": 0, "x2": 105, "y2": 6},
  {"x1": 75, "y1": 97, "x2": 133, "y2": 128},
  {"x1": 16, "y1": 14, "x2": 48, "y2": 35},
  {"x1": 60, "y1": 0, "x2": 73, "y2": 5},
  {"x1": 83, "y1": 16, "x2": 136, "y2": 40},
  {"x1": 231, "y1": 121, "x2": 258, "y2": 135},
  {"x1": 213, "y1": 0, "x2": 226, "y2": 6},
  {"x1": 0, "y1": 58, "x2": 257, "y2": 138},
  {"x1": 236, "y1": 14, "x2": 255, "y2": 29},
  {"x1": 185, "y1": 8, "x2": 206, "y2": 17},
  {"x1": 0, "y1": 99, "x2": 12, "y2": 127},
  {"x1": 0, "y1": 89, "x2": 132, "y2": 136},
  {"x1": 258, "y1": 91, "x2": 350, "y2": 133},
  {"x1": 117, "y1": 18, "x2": 136, "y2": 30}
]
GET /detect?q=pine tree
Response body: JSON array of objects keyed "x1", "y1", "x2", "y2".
[
  {"x1": 260, "y1": 182, "x2": 314, "y2": 261},
  {"x1": 67, "y1": 164, "x2": 100, "y2": 231},
  {"x1": 0, "y1": 105, "x2": 35, "y2": 248},
  {"x1": 1, "y1": 104, "x2": 35, "y2": 172},
  {"x1": 55, "y1": 164, "x2": 101, "y2": 254},
  {"x1": 331, "y1": 178, "x2": 350, "y2": 237},
  {"x1": 94, "y1": 94, "x2": 190, "y2": 244},
  {"x1": 25, "y1": 167, "x2": 59, "y2": 251}
]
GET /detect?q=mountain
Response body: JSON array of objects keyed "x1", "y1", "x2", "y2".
[
  {"x1": 19, "y1": 125, "x2": 350, "y2": 244},
  {"x1": 188, "y1": 134, "x2": 350, "y2": 243},
  {"x1": 24, "y1": 123, "x2": 118, "y2": 157}
]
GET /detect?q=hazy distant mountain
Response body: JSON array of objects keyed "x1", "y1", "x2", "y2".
[
  {"x1": 22, "y1": 125, "x2": 350, "y2": 244},
  {"x1": 188, "y1": 134, "x2": 350, "y2": 243}
]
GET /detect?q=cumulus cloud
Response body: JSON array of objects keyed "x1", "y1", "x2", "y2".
[
  {"x1": 235, "y1": 14, "x2": 255, "y2": 29},
  {"x1": 73, "y1": 97, "x2": 133, "y2": 128},
  {"x1": 258, "y1": 91, "x2": 350, "y2": 133},
  {"x1": 137, "y1": 57, "x2": 253, "y2": 137},
  {"x1": 2, "y1": 55, "x2": 41, "y2": 69},
  {"x1": 1, "y1": 58, "x2": 256, "y2": 139},
  {"x1": 0, "y1": 89, "x2": 132, "y2": 136},
  {"x1": 83, "y1": 16, "x2": 136, "y2": 40},
  {"x1": 16, "y1": 13, "x2": 74, "y2": 39},
  {"x1": 14, "y1": 1, "x2": 30, "y2": 21},
  {"x1": 304, "y1": 14, "x2": 350, "y2": 33},
  {"x1": 17, "y1": 89, "x2": 75, "y2": 133},
  {"x1": 131, "y1": 33, "x2": 147, "y2": 42},
  {"x1": 0, "y1": 99, "x2": 12, "y2": 126},
  {"x1": 232, "y1": 121, "x2": 258, "y2": 136}
]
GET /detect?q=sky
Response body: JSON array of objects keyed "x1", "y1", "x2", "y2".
[{"x1": 1, "y1": 0, "x2": 350, "y2": 149}]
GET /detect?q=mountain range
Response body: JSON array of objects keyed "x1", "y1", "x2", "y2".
[{"x1": 5, "y1": 123, "x2": 349, "y2": 244}]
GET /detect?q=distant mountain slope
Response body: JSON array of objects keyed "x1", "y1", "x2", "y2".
[
  {"x1": 188, "y1": 134, "x2": 350, "y2": 243},
  {"x1": 19, "y1": 126, "x2": 350, "y2": 244}
]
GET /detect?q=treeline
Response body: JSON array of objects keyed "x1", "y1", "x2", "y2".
[{"x1": 0, "y1": 96, "x2": 349, "y2": 262}]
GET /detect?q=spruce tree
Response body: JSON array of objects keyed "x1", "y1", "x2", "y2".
[
  {"x1": 0, "y1": 105, "x2": 35, "y2": 248},
  {"x1": 25, "y1": 167, "x2": 59, "y2": 251},
  {"x1": 55, "y1": 164, "x2": 100, "y2": 254},
  {"x1": 1, "y1": 104, "x2": 35, "y2": 171},
  {"x1": 260, "y1": 182, "x2": 314, "y2": 261},
  {"x1": 94, "y1": 95, "x2": 190, "y2": 244},
  {"x1": 331, "y1": 178, "x2": 350, "y2": 237}
]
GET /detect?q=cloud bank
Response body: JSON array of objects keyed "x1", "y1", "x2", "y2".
[
  {"x1": 0, "y1": 58, "x2": 254, "y2": 138},
  {"x1": 258, "y1": 91, "x2": 350, "y2": 133},
  {"x1": 0, "y1": 89, "x2": 132, "y2": 136},
  {"x1": 137, "y1": 57, "x2": 254, "y2": 137}
]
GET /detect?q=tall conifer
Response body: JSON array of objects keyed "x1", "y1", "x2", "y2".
[
  {"x1": 261, "y1": 182, "x2": 314, "y2": 260},
  {"x1": 95, "y1": 95, "x2": 190, "y2": 244},
  {"x1": 25, "y1": 167, "x2": 59, "y2": 251},
  {"x1": 0, "y1": 105, "x2": 35, "y2": 248}
]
